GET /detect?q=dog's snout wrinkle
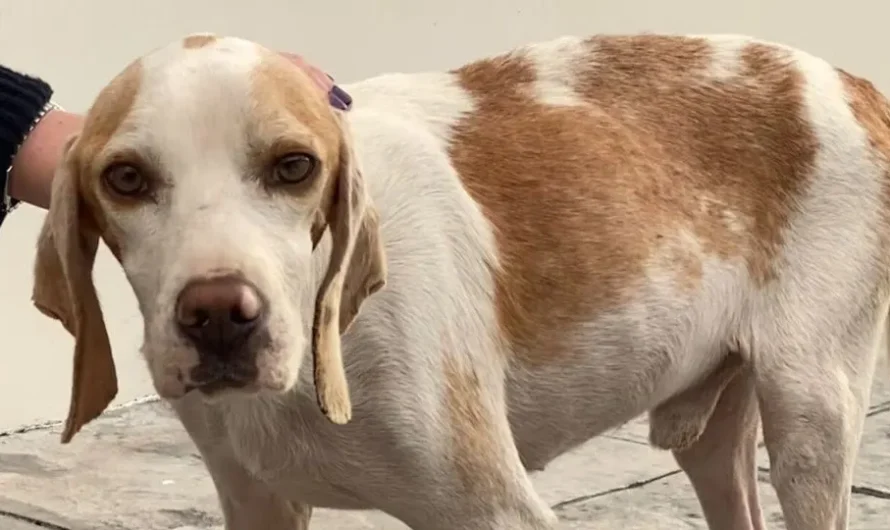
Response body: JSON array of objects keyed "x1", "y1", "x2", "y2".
[{"x1": 175, "y1": 275, "x2": 266, "y2": 361}]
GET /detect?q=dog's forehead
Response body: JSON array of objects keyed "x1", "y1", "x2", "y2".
[
  {"x1": 77, "y1": 34, "x2": 339, "y2": 170},
  {"x1": 139, "y1": 34, "x2": 263, "y2": 96}
]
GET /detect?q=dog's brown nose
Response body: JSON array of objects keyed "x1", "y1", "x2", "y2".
[{"x1": 175, "y1": 275, "x2": 264, "y2": 358}]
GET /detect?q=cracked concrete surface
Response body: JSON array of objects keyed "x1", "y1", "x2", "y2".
[{"x1": 1, "y1": 374, "x2": 888, "y2": 529}]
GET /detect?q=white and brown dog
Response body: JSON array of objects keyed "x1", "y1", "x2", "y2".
[{"x1": 31, "y1": 31, "x2": 890, "y2": 530}]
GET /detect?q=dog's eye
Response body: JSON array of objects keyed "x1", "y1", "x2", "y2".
[
  {"x1": 273, "y1": 153, "x2": 317, "y2": 184},
  {"x1": 104, "y1": 164, "x2": 148, "y2": 196}
]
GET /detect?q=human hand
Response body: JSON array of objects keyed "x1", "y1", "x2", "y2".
[{"x1": 279, "y1": 52, "x2": 352, "y2": 111}]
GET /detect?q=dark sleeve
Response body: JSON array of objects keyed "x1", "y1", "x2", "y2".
[{"x1": 0, "y1": 64, "x2": 54, "y2": 228}]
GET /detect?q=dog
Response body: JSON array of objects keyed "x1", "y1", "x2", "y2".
[{"x1": 30, "y1": 31, "x2": 890, "y2": 530}]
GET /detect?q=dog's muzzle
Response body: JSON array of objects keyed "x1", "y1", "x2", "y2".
[{"x1": 175, "y1": 274, "x2": 270, "y2": 393}]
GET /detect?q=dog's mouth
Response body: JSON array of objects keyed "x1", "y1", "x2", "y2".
[
  {"x1": 187, "y1": 361, "x2": 258, "y2": 395},
  {"x1": 190, "y1": 378, "x2": 250, "y2": 396}
]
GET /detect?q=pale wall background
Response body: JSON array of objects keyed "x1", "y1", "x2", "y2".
[{"x1": 0, "y1": 0, "x2": 885, "y2": 431}]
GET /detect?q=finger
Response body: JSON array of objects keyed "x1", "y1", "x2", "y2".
[
  {"x1": 278, "y1": 52, "x2": 333, "y2": 89},
  {"x1": 277, "y1": 51, "x2": 348, "y2": 109},
  {"x1": 310, "y1": 68, "x2": 335, "y2": 92},
  {"x1": 278, "y1": 51, "x2": 307, "y2": 68}
]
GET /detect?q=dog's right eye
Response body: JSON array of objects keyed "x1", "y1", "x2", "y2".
[
  {"x1": 103, "y1": 163, "x2": 148, "y2": 197},
  {"x1": 272, "y1": 153, "x2": 318, "y2": 185}
]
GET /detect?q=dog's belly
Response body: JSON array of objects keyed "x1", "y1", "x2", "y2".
[
  {"x1": 505, "y1": 274, "x2": 747, "y2": 471},
  {"x1": 506, "y1": 347, "x2": 722, "y2": 472}
]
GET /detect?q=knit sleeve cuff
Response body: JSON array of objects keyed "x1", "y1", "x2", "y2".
[{"x1": 0, "y1": 65, "x2": 54, "y2": 227}]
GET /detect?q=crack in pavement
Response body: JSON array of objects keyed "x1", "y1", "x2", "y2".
[
  {"x1": 851, "y1": 485, "x2": 890, "y2": 500},
  {"x1": 553, "y1": 464, "x2": 890, "y2": 511},
  {"x1": 551, "y1": 469, "x2": 683, "y2": 510},
  {"x1": 0, "y1": 395, "x2": 161, "y2": 439},
  {"x1": 0, "y1": 419, "x2": 62, "y2": 439},
  {"x1": 572, "y1": 400, "x2": 890, "y2": 510},
  {"x1": 0, "y1": 509, "x2": 72, "y2": 530},
  {"x1": 603, "y1": 433, "x2": 649, "y2": 446},
  {"x1": 867, "y1": 399, "x2": 890, "y2": 417}
]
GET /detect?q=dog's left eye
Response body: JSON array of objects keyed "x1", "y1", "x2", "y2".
[
  {"x1": 273, "y1": 153, "x2": 317, "y2": 184},
  {"x1": 103, "y1": 163, "x2": 149, "y2": 197}
]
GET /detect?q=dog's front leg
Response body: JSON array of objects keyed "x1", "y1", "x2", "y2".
[
  {"x1": 415, "y1": 356, "x2": 557, "y2": 530},
  {"x1": 209, "y1": 452, "x2": 312, "y2": 530},
  {"x1": 171, "y1": 397, "x2": 312, "y2": 530},
  {"x1": 209, "y1": 459, "x2": 312, "y2": 529}
]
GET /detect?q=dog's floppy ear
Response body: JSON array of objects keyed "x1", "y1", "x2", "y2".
[
  {"x1": 311, "y1": 113, "x2": 387, "y2": 424},
  {"x1": 31, "y1": 135, "x2": 118, "y2": 443}
]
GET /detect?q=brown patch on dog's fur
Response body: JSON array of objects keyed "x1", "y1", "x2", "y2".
[
  {"x1": 74, "y1": 60, "x2": 144, "y2": 178},
  {"x1": 183, "y1": 34, "x2": 217, "y2": 49},
  {"x1": 248, "y1": 52, "x2": 342, "y2": 210},
  {"x1": 448, "y1": 35, "x2": 818, "y2": 365},
  {"x1": 442, "y1": 354, "x2": 508, "y2": 499},
  {"x1": 67, "y1": 59, "x2": 145, "y2": 259},
  {"x1": 838, "y1": 69, "x2": 890, "y2": 283}
]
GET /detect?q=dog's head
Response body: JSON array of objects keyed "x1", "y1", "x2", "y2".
[{"x1": 32, "y1": 34, "x2": 386, "y2": 443}]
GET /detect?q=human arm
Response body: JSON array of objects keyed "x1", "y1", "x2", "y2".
[
  {"x1": 6, "y1": 107, "x2": 82, "y2": 211},
  {"x1": 0, "y1": 64, "x2": 63, "y2": 225}
]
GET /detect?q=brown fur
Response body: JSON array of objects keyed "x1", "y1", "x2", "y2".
[
  {"x1": 442, "y1": 354, "x2": 509, "y2": 499},
  {"x1": 182, "y1": 34, "x2": 217, "y2": 49},
  {"x1": 448, "y1": 35, "x2": 817, "y2": 365},
  {"x1": 248, "y1": 53, "x2": 343, "y2": 237},
  {"x1": 32, "y1": 143, "x2": 117, "y2": 444},
  {"x1": 248, "y1": 53, "x2": 342, "y2": 175},
  {"x1": 73, "y1": 60, "x2": 144, "y2": 260}
]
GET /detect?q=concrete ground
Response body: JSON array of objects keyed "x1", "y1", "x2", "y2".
[{"x1": 1, "y1": 372, "x2": 888, "y2": 529}]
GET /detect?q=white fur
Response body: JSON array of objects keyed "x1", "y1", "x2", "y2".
[
  {"x1": 522, "y1": 35, "x2": 589, "y2": 107},
  {"x1": 697, "y1": 34, "x2": 754, "y2": 81}
]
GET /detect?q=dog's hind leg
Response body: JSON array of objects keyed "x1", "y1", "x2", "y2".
[
  {"x1": 667, "y1": 362, "x2": 766, "y2": 530},
  {"x1": 753, "y1": 305, "x2": 883, "y2": 530}
]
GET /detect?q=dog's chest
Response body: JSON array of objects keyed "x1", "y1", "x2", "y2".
[{"x1": 219, "y1": 399, "x2": 378, "y2": 509}]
